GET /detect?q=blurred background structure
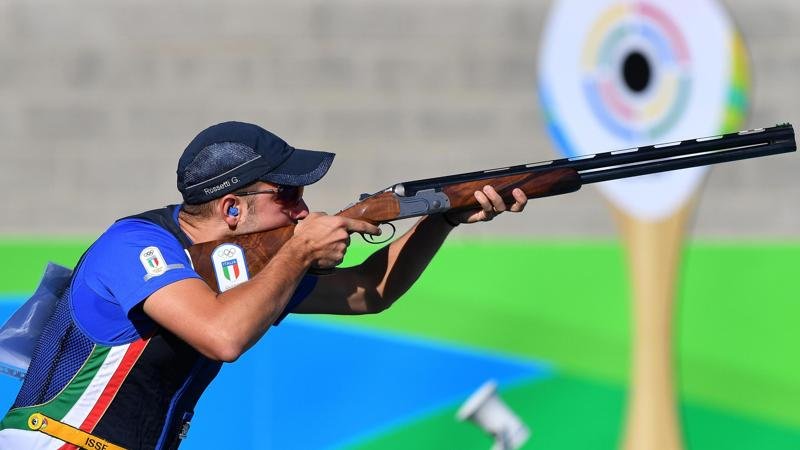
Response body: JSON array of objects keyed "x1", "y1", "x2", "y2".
[
  {"x1": 0, "y1": 0, "x2": 797, "y2": 236},
  {"x1": 0, "y1": 1, "x2": 797, "y2": 449}
]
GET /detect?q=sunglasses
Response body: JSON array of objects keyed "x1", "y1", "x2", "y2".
[{"x1": 234, "y1": 185, "x2": 304, "y2": 206}]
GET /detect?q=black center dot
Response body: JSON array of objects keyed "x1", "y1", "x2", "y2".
[{"x1": 622, "y1": 51, "x2": 651, "y2": 93}]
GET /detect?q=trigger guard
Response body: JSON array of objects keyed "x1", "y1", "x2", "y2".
[{"x1": 361, "y1": 223, "x2": 395, "y2": 244}]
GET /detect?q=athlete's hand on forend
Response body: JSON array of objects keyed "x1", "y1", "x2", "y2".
[{"x1": 444, "y1": 186, "x2": 528, "y2": 225}]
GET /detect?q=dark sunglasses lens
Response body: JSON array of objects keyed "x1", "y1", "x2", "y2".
[{"x1": 277, "y1": 186, "x2": 303, "y2": 204}]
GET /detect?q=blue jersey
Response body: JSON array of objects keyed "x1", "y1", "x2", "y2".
[
  {"x1": 71, "y1": 206, "x2": 317, "y2": 344},
  {"x1": 1, "y1": 205, "x2": 317, "y2": 450}
]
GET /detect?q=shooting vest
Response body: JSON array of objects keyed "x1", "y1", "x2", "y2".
[{"x1": 0, "y1": 206, "x2": 221, "y2": 450}]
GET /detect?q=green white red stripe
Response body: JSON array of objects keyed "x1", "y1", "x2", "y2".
[{"x1": 0, "y1": 338, "x2": 149, "y2": 449}]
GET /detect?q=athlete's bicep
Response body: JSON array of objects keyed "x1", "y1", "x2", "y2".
[{"x1": 142, "y1": 277, "x2": 227, "y2": 359}]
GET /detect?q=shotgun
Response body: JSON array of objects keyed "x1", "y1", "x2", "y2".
[{"x1": 188, "y1": 124, "x2": 795, "y2": 292}]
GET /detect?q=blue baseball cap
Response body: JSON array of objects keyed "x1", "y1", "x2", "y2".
[{"x1": 177, "y1": 121, "x2": 335, "y2": 204}]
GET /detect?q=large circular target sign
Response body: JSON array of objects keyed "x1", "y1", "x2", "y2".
[{"x1": 538, "y1": 0, "x2": 749, "y2": 220}]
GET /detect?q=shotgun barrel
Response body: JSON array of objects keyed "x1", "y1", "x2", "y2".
[{"x1": 388, "y1": 124, "x2": 795, "y2": 196}]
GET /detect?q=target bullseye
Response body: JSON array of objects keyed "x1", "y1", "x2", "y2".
[
  {"x1": 581, "y1": 2, "x2": 692, "y2": 143},
  {"x1": 622, "y1": 51, "x2": 651, "y2": 93},
  {"x1": 539, "y1": 0, "x2": 749, "y2": 220}
]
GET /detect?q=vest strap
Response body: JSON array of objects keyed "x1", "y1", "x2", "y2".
[{"x1": 28, "y1": 413, "x2": 127, "y2": 450}]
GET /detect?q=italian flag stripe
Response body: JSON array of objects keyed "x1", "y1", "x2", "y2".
[
  {"x1": 1, "y1": 337, "x2": 151, "y2": 449},
  {"x1": 0, "y1": 343, "x2": 114, "y2": 448},
  {"x1": 58, "y1": 440, "x2": 79, "y2": 450},
  {"x1": 54, "y1": 344, "x2": 129, "y2": 426},
  {"x1": 0, "y1": 339, "x2": 145, "y2": 444},
  {"x1": 0, "y1": 427, "x2": 65, "y2": 450},
  {"x1": 0, "y1": 345, "x2": 112, "y2": 430},
  {"x1": 79, "y1": 338, "x2": 149, "y2": 432},
  {"x1": 0, "y1": 427, "x2": 96, "y2": 450}
]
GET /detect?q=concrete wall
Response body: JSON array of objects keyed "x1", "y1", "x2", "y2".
[{"x1": 0, "y1": 0, "x2": 797, "y2": 236}]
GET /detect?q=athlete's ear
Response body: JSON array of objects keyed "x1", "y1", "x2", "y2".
[{"x1": 219, "y1": 196, "x2": 241, "y2": 227}]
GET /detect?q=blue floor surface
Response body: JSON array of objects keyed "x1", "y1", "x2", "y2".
[{"x1": 0, "y1": 300, "x2": 550, "y2": 449}]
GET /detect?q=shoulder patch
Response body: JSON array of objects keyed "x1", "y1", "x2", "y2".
[
  {"x1": 211, "y1": 243, "x2": 250, "y2": 292},
  {"x1": 140, "y1": 246, "x2": 167, "y2": 278}
]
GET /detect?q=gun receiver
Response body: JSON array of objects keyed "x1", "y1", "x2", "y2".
[{"x1": 188, "y1": 124, "x2": 795, "y2": 292}]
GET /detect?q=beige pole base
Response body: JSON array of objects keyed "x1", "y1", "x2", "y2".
[{"x1": 615, "y1": 199, "x2": 696, "y2": 450}]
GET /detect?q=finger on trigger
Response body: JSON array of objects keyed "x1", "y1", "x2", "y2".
[{"x1": 345, "y1": 218, "x2": 381, "y2": 236}]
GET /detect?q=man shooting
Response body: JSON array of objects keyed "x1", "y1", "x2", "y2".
[{"x1": 0, "y1": 121, "x2": 527, "y2": 449}]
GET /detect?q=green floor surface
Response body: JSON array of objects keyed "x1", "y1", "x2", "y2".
[
  {"x1": 322, "y1": 240, "x2": 800, "y2": 427},
  {"x1": 1, "y1": 238, "x2": 798, "y2": 433},
  {"x1": 347, "y1": 373, "x2": 800, "y2": 450}
]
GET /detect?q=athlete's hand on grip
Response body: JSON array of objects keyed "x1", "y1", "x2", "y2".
[{"x1": 293, "y1": 213, "x2": 381, "y2": 268}]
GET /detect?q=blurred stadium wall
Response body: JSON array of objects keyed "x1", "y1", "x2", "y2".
[{"x1": 0, "y1": 0, "x2": 796, "y2": 236}]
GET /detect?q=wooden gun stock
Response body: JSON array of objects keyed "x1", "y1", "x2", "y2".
[
  {"x1": 187, "y1": 225, "x2": 296, "y2": 293},
  {"x1": 336, "y1": 167, "x2": 581, "y2": 220},
  {"x1": 440, "y1": 167, "x2": 581, "y2": 211}
]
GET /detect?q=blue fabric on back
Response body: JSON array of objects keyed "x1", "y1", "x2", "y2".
[{"x1": 11, "y1": 285, "x2": 94, "y2": 409}]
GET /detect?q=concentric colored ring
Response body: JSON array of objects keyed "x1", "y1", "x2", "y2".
[
  {"x1": 538, "y1": 0, "x2": 751, "y2": 219},
  {"x1": 581, "y1": 2, "x2": 691, "y2": 141}
]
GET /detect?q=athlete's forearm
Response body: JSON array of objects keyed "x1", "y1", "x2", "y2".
[
  {"x1": 355, "y1": 213, "x2": 455, "y2": 309},
  {"x1": 214, "y1": 237, "x2": 312, "y2": 358}
]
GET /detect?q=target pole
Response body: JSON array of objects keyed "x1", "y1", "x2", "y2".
[{"x1": 614, "y1": 200, "x2": 695, "y2": 450}]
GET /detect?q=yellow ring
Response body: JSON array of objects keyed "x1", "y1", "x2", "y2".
[{"x1": 27, "y1": 413, "x2": 47, "y2": 431}]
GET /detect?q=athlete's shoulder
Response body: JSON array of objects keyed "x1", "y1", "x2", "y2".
[
  {"x1": 100, "y1": 217, "x2": 181, "y2": 247},
  {"x1": 82, "y1": 218, "x2": 186, "y2": 273}
]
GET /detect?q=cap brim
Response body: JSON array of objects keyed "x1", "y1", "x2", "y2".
[{"x1": 260, "y1": 148, "x2": 335, "y2": 186}]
